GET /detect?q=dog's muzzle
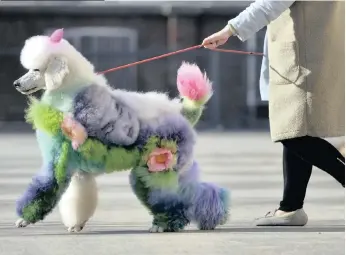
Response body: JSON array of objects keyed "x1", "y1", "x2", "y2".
[
  {"x1": 13, "y1": 80, "x2": 26, "y2": 93},
  {"x1": 13, "y1": 81, "x2": 38, "y2": 94}
]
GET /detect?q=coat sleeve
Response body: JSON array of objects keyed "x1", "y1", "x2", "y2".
[
  {"x1": 73, "y1": 85, "x2": 140, "y2": 146},
  {"x1": 228, "y1": 0, "x2": 296, "y2": 41}
]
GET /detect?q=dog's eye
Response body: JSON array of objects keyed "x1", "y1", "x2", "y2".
[{"x1": 33, "y1": 69, "x2": 40, "y2": 72}]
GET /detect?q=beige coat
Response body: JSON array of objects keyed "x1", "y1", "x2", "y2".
[{"x1": 267, "y1": 1, "x2": 345, "y2": 142}]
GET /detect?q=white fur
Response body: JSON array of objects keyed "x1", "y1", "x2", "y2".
[
  {"x1": 15, "y1": 218, "x2": 30, "y2": 228},
  {"x1": 58, "y1": 171, "x2": 98, "y2": 233},
  {"x1": 20, "y1": 36, "x2": 95, "y2": 83},
  {"x1": 149, "y1": 225, "x2": 164, "y2": 233},
  {"x1": 112, "y1": 90, "x2": 183, "y2": 121}
]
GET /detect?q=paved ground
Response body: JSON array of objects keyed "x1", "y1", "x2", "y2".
[{"x1": 0, "y1": 132, "x2": 344, "y2": 255}]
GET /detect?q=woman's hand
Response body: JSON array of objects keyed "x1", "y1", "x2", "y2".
[{"x1": 202, "y1": 25, "x2": 233, "y2": 49}]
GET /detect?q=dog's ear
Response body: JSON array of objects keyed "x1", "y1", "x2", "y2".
[{"x1": 44, "y1": 56, "x2": 69, "y2": 91}]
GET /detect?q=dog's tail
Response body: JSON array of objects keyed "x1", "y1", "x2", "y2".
[{"x1": 177, "y1": 62, "x2": 213, "y2": 126}]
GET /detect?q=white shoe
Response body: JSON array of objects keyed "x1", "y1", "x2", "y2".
[{"x1": 254, "y1": 208, "x2": 308, "y2": 226}]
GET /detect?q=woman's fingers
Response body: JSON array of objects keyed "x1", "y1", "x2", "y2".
[
  {"x1": 203, "y1": 39, "x2": 219, "y2": 49},
  {"x1": 202, "y1": 30, "x2": 229, "y2": 49},
  {"x1": 202, "y1": 33, "x2": 220, "y2": 48},
  {"x1": 204, "y1": 42, "x2": 217, "y2": 49},
  {"x1": 202, "y1": 38, "x2": 227, "y2": 49}
]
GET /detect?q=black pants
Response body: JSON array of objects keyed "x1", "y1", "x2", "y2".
[{"x1": 279, "y1": 136, "x2": 345, "y2": 212}]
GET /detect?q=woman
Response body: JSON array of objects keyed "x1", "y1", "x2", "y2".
[{"x1": 202, "y1": 0, "x2": 345, "y2": 226}]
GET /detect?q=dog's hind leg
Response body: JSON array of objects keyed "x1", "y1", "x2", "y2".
[
  {"x1": 129, "y1": 167, "x2": 190, "y2": 233},
  {"x1": 148, "y1": 190, "x2": 190, "y2": 233},
  {"x1": 178, "y1": 161, "x2": 231, "y2": 230},
  {"x1": 58, "y1": 171, "x2": 98, "y2": 233}
]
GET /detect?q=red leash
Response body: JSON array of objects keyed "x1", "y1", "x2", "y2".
[{"x1": 98, "y1": 44, "x2": 264, "y2": 75}]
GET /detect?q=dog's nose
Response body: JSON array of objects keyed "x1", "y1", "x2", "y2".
[{"x1": 13, "y1": 81, "x2": 20, "y2": 88}]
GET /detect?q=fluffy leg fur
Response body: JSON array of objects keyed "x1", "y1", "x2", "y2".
[
  {"x1": 130, "y1": 162, "x2": 230, "y2": 232},
  {"x1": 148, "y1": 190, "x2": 190, "y2": 232},
  {"x1": 179, "y1": 161, "x2": 230, "y2": 230},
  {"x1": 15, "y1": 161, "x2": 61, "y2": 226},
  {"x1": 129, "y1": 167, "x2": 190, "y2": 233},
  {"x1": 58, "y1": 171, "x2": 98, "y2": 233}
]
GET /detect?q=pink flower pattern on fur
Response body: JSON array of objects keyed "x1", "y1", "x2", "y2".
[
  {"x1": 177, "y1": 62, "x2": 212, "y2": 101},
  {"x1": 147, "y1": 148, "x2": 175, "y2": 172},
  {"x1": 61, "y1": 114, "x2": 87, "y2": 150}
]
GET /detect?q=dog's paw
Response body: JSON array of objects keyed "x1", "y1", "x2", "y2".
[
  {"x1": 149, "y1": 224, "x2": 164, "y2": 233},
  {"x1": 15, "y1": 218, "x2": 30, "y2": 228},
  {"x1": 67, "y1": 222, "x2": 86, "y2": 233}
]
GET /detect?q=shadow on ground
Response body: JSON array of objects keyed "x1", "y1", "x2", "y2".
[{"x1": 0, "y1": 223, "x2": 344, "y2": 237}]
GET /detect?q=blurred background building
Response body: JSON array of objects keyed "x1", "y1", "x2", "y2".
[{"x1": 0, "y1": 0, "x2": 268, "y2": 131}]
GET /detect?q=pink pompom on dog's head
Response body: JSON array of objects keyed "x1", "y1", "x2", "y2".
[
  {"x1": 49, "y1": 28, "x2": 64, "y2": 43},
  {"x1": 177, "y1": 62, "x2": 213, "y2": 102}
]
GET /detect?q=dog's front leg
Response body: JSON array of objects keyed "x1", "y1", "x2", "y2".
[
  {"x1": 15, "y1": 136, "x2": 71, "y2": 228},
  {"x1": 15, "y1": 161, "x2": 63, "y2": 227},
  {"x1": 58, "y1": 171, "x2": 98, "y2": 233}
]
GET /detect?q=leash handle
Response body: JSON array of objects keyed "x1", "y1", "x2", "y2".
[{"x1": 97, "y1": 44, "x2": 264, "y2": 75}]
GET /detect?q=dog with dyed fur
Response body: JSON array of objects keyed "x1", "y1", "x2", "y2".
[{"x1": 13, "y1": 28, "x2": 230, "y2": 233}]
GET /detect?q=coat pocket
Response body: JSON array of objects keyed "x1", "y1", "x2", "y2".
[{"x1": 269, "y1": 41, "x2": 310, "y2": 86}]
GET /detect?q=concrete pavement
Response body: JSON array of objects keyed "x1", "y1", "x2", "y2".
[{"x1": 0, "y1": 132, "x2": 344, "y2": 255}]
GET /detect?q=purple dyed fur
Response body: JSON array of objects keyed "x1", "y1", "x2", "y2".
[
  {"x1": 148, "y1": 189, "x2": 182, "y2": 208},
  {"x1": 178, "y1": 161, "x2": 200, "y2": 183},
  {"x1": 187, "y1": 182, "x2": 228, "y2": 229},
  {"x1": 16, "y1": 162, "x2": 55, "y2": 216},
  {"x1": 178, "y1": 161, "x2": 228, "y2": 229}
]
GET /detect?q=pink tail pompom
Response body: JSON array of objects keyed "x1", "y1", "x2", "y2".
[{"x1": 177, "y1": 62, "x2": 213, "y2": 103}]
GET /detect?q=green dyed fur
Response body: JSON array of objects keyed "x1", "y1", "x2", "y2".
[
  {"x1": 131, "y1": 167, "x2": 152, "y2": 209},
  {"x1": 133, "y1": 166, "x2": 179, "y2": 191},
  {"x1": 25, "y1": 97, "x2": 64, "y2": 135},
  {"x1": 181, "y1": 106, "x2": 203, "y2": 127},
  {"x1": 181, "y1": 98, "x2": 205, "y2": 126},
  {"x1": 78, "y1": 139, "x2": 141, "y2": 172},
  {"x1": 22, "y1": 181, "x2": 60, "y2": 223},
  {"x1": 55, "y1": 141, "x2": 70, "y2": 185}
]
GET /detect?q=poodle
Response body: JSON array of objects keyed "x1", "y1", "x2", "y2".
[{"x1": 13, "y1": 28, "x2": 230, "y2": 233}]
